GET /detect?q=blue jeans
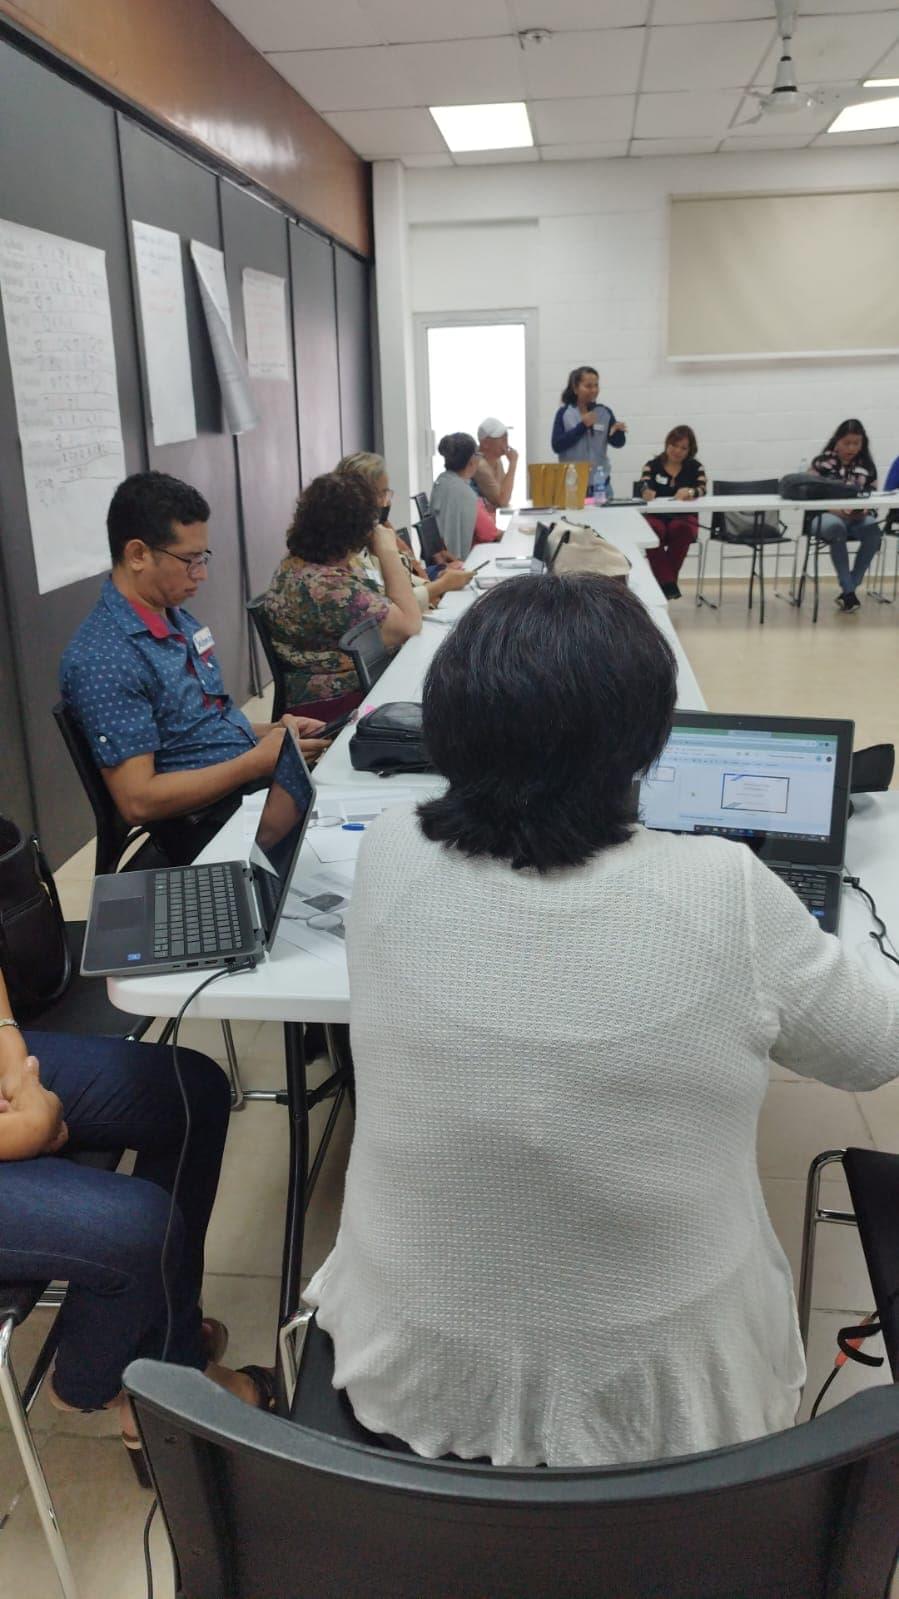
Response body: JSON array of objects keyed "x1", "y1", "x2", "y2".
[
  {"x1": 0, "y1": 1034, "x2": 230, "y2": 1408},
  {"x1": 814, "y1": 511, "x2": 881, "y2": 594}
]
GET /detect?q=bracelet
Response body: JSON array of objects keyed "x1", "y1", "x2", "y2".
[{"x1": 0, "y1": 1018, "x2": 20, "y2": 1033}]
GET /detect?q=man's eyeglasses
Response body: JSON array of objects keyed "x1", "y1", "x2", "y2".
[{"x1": 156, "y1": 548, "x2": 212, "y2": 576}]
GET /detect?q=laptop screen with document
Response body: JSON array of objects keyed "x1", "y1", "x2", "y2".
[
  {"x1": 638, "y1": 712, "x2": 854, "y2": 867},
  {"x1": 248, "y1": 727, "x2": 315, "y2": 947}
]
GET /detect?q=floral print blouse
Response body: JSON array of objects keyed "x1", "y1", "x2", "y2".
[{"x1": 263, "y1": 556, "x2": 389, "y2": 706}]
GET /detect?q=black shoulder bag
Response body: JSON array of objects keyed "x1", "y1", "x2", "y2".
[{"x1": 0, "y1": 816, "x2": 72, "y2": 1017}]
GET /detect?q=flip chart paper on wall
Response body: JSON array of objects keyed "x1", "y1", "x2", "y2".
[
  {"x1": 242, "y1": 267, "x2": 290, "y2": 382},
  {"x1": 189, "y1": 239, "x2": 258, "y2": 433},
  {"x1": 131, "y1": 221, "x2": 197, "y2": 446},
  {"x1": 0, "y1": 217, "x2": 127, "y2": 594}
]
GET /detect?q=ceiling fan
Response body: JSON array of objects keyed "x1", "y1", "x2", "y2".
[{"x1": 737, "y1": 0, "x2": 896, "y2": 125}]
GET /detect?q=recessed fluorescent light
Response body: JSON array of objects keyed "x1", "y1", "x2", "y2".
[
  {"x1": 828, "y1": 95, "x2": 899, "y2": 133},
  {"x1": 864, "y1": 78, "x2": 899, "y2": 88},
  {"x1": 429, "y1": 102, "x2": 533, "y2": 153}
]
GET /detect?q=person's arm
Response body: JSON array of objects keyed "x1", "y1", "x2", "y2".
[
  {"x1": 0, "y1": 973, "x2": 67, "y2": 1160},
  {"x1": 638, "y1": 460, "x2": 656, "y2": 500},
  {"x1": 494, "y1": 450, "x2": 518, "y2": 507},
  {"x1": 551, "y1": 408, "x2": 588, "y2": 455},
  {"x1": 607, "y1": 409, "x2": 628, "y2": 447},
  {"x1": 371, "y1": 526, "x2": 422, "y2": 649},
  {"x1": 426, "y1": 568, "x2": 474, "y2": 603},
  {"x1": 103, "y1": 735, "x2": 286, "y2": 827},
  {"x1": 693, "y1": 460, "x2": 707, "y2": 498},
  {"x1": 744, "y1": 850, "x2": 899, "y2": 1090},
  {"x1": 885, "y1": 456, "x2": 899, "y2": 493}
]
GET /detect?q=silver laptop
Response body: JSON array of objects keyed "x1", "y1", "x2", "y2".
[
  {"x1": 82, "y1": 724, "x2": 314, "y2": 978},
  {"x1": 638, "y1": 712, "x2": 854, "y2": 934}
]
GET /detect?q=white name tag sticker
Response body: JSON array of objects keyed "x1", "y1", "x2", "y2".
[
  {"x1": 193, "y1": 626, "x2": 215, "y2": 656},
  {"x1": 657, "y1": 475, "x2": 668, "y2": 485}
]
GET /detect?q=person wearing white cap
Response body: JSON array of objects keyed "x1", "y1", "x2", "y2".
[{"x1": 473, "y1": 417, "x2": 518, "y2": 509}]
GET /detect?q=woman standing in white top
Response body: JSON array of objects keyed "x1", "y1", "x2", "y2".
[{"x1": 306, "y1": 575, "x2": 899, "y2": 1469}]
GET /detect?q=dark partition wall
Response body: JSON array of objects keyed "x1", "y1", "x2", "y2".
[
  {"x1": 290, "y1": 225, "x2": 341, "y2": 486},
  {"x1": 335, "y1": 246, "x2": 374, "y2": 459},
  {"x1": 220, "y1": 182, "x2": 299, "y2": 606},
  {"x1": 0, "y1": 570, "x2": 34, "y2": 832},
  {"x1": 118, "y1": 117, "x2": 249, "y2": 703},
  {"x1": 0, "y1": 42, "x2": 146, "y2": 863}
]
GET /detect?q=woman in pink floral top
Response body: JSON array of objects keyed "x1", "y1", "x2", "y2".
[{"x1": 263, "y1": 472, "x2": 421, "y2": 716}]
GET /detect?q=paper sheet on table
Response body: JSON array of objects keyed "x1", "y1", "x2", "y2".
[
  {"x1": 0, "y1": 217, "x2": 127, "y2": 594},
  {"x1": 240, "y1": 785, "x2": 419, "y2": 858},
  {"x1": 131, "y1": 221, "x2": 196, "y2": 445},
  {"x1": 276, "y1": 865, "x2": 355, "y2": 967},
  {"x1": 189, "y1": 239, "x2": 258, "y2": 434}
]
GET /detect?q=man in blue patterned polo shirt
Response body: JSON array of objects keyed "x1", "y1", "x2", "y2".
[{"x1": 61, "y1": 472, "x2": 327, "y2": 863}]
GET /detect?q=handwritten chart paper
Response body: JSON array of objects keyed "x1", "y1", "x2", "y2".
[
  {"x1": 0, "y1": 219, "x2": 126, "y2": 593},
  {"x1": 132, "y1": 221, "x2": 196, "y2": 446},
  {"x1": 189, "y1": 239, "x2": 258, "y2": 434},
  {"x1": 242, "y1": 267, "x2": 290, "y2": 382}
]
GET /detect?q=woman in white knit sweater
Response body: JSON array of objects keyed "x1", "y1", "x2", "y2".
[{"x1": 305, "y1": 574, "x2": 899, "y2": 1468}]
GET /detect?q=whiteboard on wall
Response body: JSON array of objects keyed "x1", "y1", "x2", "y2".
[{"x1": 668, "y1": 191, "x2": 899, "y2": 361}]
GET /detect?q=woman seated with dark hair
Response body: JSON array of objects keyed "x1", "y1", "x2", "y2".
[
  {"x1": 306, "y1": 574, "x2": 899, "y2": 1468},
  {"x1": 639, "y1": 425, "x2": 707, "y2": 599},
  {"x1": 811, "y1": 418, "x2": 882, "y2": 613},
  {"x1": 428, "y1": 432, "x2": 501, "y2": 559},
  {"x1": 263, "y1": 470, "x2": 421, "y2": 719}
]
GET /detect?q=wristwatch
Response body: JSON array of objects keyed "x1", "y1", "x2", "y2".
[{"x1": 0, "y1": 1018, "x2": 21, "y2": 1033}]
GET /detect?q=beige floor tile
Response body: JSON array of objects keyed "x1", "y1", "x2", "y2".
[
  {"x1": 762, "y1": 1176, "x2": 873, "y2": 1311},
  {"x1": 0, "y1": 1433, "x2": 175, "y2": 1599},
  {"x1": 757, "y1": 1081, "x2": 874, "y2": 1181},
  {"x1": 797, "y1": 1309, "x2": 889, "y2": 1425},
  {"x1": 200, "y1": 1273, "x2": 281, "y2": 1371},
  {"x1": 855, "y1": 1077, "x2": 899, "y2": 1154}
]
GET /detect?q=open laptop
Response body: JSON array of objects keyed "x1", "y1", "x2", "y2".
[
  {"x1": 638, "y1": 712, "x2": 854, "y2": 933},
  {"x1": 82, "y1": 723, "x2": 314, "y2": 978}
]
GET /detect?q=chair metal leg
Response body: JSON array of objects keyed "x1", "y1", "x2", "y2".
[
  {"x1": 0, "y1": 1318, "x2": 79, "y2": 1599},
  {"x1": 812, "y1": 538, "x2": 821, "y2": 624},
  {"x1": 758, "y1": 542, "x2": 766, "y2": 624},
  {"x1": 747, "y1": 545, "x2": 757, "y2": 613},
  {"x1": 277, "y1": 1306, "x2": 313, "y2": 1410},
  {"x1": 695, "y1": 537, "x2": 716, "y2": 608},
  {"x1": 797, "y1": 1151, "x2": 855, "y2": 1354},
  {"x1": 220, "y1": 1020, "x2": 245, "y2": 1112},
  {"x1": 718, "y1": 544, "x2": 724, "y2": 609}
]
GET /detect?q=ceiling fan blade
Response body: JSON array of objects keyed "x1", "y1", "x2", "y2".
[{"x1": 734, "y1": 109, "x2": 766, "y2": 128}]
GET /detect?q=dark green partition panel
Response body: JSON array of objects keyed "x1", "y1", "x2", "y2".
[
  {"x1": 289, "y1": 225, "x2": 341, "y2": 486},
  {"x1": 335, "y1": 245, "x2": 374, "y2": 458},
  {"x1": 0, "y1": 42, "x2": 146, "y2": 864}
]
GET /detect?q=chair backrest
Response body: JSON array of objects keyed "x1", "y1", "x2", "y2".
[
  {"x1": 395, "y1": 526, "x2": 413, "y2": 551},
  {"x1": 843, "y1": 1146, "x2": 899, "y2": 1380},
  {"x1": 337, "y1": 617, "x2": 391, "y2": 694},
  {"x1": 126, "y1": 1360, "x2": 899, "y2": 1599},
  {"x1": 712, "y1": 480, "x2": 780, "y2": 496},
  {"x1": 52, "y1": 701, "x2": 134, "y2": 877},
  {"x1": 532, "y1": 521, "x2": 553, "y2": 565},
  {"x1": 415, "y1": 513, "x2": 445, "y2": 565},
  {"x1": 412, "y1": 491, "x2": 429, "y2": 520},
  {"x1": 247, "y1": 596, "x2": 288, "y2": 722}
]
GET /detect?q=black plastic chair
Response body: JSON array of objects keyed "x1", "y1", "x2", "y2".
[
  {"x1": 869, "y1": 508, "x2": 899, "y2": 604},
  {"x1": 338, "y1": 617, "x2": 391, "y2": 694},
  {"x1": 415, "y1": 512, "x2": 447, "y2": 567},
  {"x1": 52, "y1": 701, "x2": 162, "y2": 879},
  {"x1": 705, "y1": 479, "x2": 787, "y2": 624},
  {"x1": 412, "y1": 491, "x2": 429, "y2": 521},
  {"x1": 127, "y1": 1344, "x2": 899, "y2": 1599},
  {"x1": 799, "y1": 1146, "x2": 899, "y2": 1375},
  {"x1": 247, "y1": 595, "x2": 289, "y2": 721},
  {"x1": 1, "y1": 1147, "x2": 123, "y2": 1599},
  {"x1": 395, "y1": 526, "x2": 413, "y2": 551},
  {"x1": 794, "y1": 507, "x2": 884, "y2": 624}
]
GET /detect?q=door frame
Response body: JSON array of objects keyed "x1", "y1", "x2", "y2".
[{"x1": 412, "y1": 309, "x2": 538, "y2": 497}]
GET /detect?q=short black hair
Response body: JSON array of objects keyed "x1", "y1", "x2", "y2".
[
  {"x1": 823, "y1": 418, "x2": 877, "y2": 479},
  {"x1": 286, "y1": 470, "x2": 379, "y2": 563},
  {"x1": 418, "y1": 574, "x2": 677, "y2": 873},
  {"x1": 438, "y1": 432, "x2": 477, "y2": 473},
  {"x1": 107, "y1": 472, "x2": 210, "y2": 563}
]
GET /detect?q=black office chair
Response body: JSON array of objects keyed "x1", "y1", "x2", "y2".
[
  {"x1": 869, "y1": 508, "x2": 899, "y2": 604},
  {"x1": 395, "y1": 526, "x2": 413, "y2": 551},
  {"x1": 704, "y1": 479, "x2": 788, "y2": 624},
  {"x1": 634, "y1": 481, "x2": 709, "y2": 603},
  {"x1": 247, "y1": 595, "x2": 289, "y2": 721},
  {"x1": 798, "y1": 1146, "x2": 899, "y2": 1373},
  {"x1": 794, "y1": 506, "x2": 885, "y2": 623},
  {"x1": 338, "y1": 617, "x2": 392, "y2": 694},
  {"x1": 412, "y1": 491, "x2": 429, "y2": 520},
  {"x1": 127, "y1": 1343, "x2": 899, "y2": 1599},
  {"x1": 415, "y1": 512, "x2": 447, "y2": 567}
]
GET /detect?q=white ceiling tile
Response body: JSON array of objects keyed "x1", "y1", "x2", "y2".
[
  {"x1": 755, "y1": 12, "x2": 899, "y2": 86},
  {"x1": 718, "y1": 131, "x2": 814, "y2": 149},
  {"x1": 530, "y1": 95, "x2": 634, "y2": 144},
  {"x1": 323, "y1": 107, "x2": 446, "y2": 158},
  {"x1": 520, "y1": 27, "x2": 644, "y2": 97},
  {"x1": 630, "y1": 137, "x2": 722, "y2": 155},
  {"x1": 362, "y1": 0, "x2": 512, "y2": 44},
  {"x1": 402, "y1": 153, "x2": 455, "y2": 167},
  {"x1": 211, "y1": 0, "x2": 381, "y2": 51},
  {"x1": 873, "y1": 39, "x2": 899, "y2": 77},
  {"x1": 538, "y1": 140, "x2": 630, "y2": 160},
  {"x1": 453, "y1": 145, "x2": 540, "y2": 163},
  {"x1": 510, "y1": 0, "x2": 649, "y2": 28},
  {"x1": 653, "y1": 0, "x2": 774, "y2": 19},
  {"x1": 267, "y1": 46, "x2": 410, "y2": 110},
  {"x1": 642, "y1": 20, "x2": 774, "y2": 91},
  {"x1": 729, "y1": 89, "x2": 850, "y2": 135},
  {"x1": 635, "y1": 90, "x2": 742, "y2": 138},
  {"x1": 394, "y1": 36, "x2": 526, "y2": 104}
]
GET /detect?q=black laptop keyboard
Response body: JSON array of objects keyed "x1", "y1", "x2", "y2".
[
  {"x1": 153, "y1": 865, "x2": 242, "y2": 960},
  {"x1": 771, "y1": 866, "x2": 830, "y2": 916}
]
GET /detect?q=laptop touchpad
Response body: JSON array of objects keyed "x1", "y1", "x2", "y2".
[{"x1": 97, "y1": 897, "x2": 144, "y2": 931}]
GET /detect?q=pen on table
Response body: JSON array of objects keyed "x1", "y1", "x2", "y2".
[{"x1": 342, "y1": 822, "x2": 366, "y2": 831}]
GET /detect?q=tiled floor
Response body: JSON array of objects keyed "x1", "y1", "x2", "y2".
[{"x1": 3, "y1": 584, "x2": 898, "y2": 1595}]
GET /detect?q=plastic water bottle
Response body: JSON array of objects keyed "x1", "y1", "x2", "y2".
[
  {"x1": 593, "y1": 467, "x2": 609, "y2": 506},
  {"x1": 798, "y1": 455, "x2": 809, "y2": 474},
  {"x1": 564, "y1": 462, "x2": 578, "y2": 510}
]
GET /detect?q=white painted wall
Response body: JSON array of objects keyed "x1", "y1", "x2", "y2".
[{"x1": 399, "y1": 146, "x2": 899, "y2": 496}]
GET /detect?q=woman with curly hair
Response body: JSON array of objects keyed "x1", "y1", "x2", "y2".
[{"x1": 263, "y1": 471, "x2": 421, "y2": 717}]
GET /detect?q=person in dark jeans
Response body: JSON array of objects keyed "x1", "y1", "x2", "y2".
[{"x1": 0, "y1": 969, "x2": 272, "y2": 1474}]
